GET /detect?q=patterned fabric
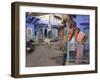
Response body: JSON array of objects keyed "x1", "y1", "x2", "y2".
[{"x1": 75, "y1": 42, "x2": 84, "y2": 63}]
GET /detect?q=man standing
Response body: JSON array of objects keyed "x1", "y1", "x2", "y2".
[{"x1": 75, "y1": 27, "x2": 88, "y2": 64}]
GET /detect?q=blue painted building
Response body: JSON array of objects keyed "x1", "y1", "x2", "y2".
[{"x1": 26, "y1": 14, "x2": 90, "y2": 45}]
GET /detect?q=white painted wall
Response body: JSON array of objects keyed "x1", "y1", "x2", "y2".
[{"x1": 0, "y1": 0, "x2": 99, "y2": 80}]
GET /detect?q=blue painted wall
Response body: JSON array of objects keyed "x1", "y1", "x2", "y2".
[
  {"x1": 76, "y1": 15, "x2": 89, "y2": 32},
  {"x1": 26, "y1": 23, "x2": 35, "y2": 38}
]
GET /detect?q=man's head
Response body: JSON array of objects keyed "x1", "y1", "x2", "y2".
[{"x1": 75, "y1": 27, "x2": 80, "y2": 33}]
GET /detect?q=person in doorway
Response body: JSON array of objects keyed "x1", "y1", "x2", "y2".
[
  {"x1": 35, "y1": 32, "x2": 39, "y2": 46},
  {"x1": 44, "y1": 26, "x2": 51, "y2": 48}
]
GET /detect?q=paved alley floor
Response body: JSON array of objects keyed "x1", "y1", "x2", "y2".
[
  {"x1": 26, "y1": 42, "x2": 89, "y2": 67},
  {"x1": 26, "y1": 43, "x2": 65, "y2": 67}
]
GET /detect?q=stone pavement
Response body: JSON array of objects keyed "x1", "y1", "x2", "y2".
[
  {"x1": 26, "y1": 42, "x2": 89, "y2": 67},
  {"x1": 26, "y1": 43, "x2": 64, "y2": 67}
]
